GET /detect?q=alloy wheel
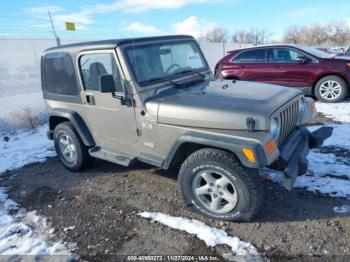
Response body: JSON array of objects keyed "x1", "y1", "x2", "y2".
[
  {"x1": 319, "y1": 80, "x2": 341, "y2": 100},
  {"x1": 192, "y1": 170, "x2": 238, "y2": 214},
  {"x1": 58, "y1": 133, "x2": 77, "y2": 163}
]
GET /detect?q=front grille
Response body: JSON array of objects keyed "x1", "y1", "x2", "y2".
[{"x1": 278, "y1": 100, "x2": 299, "y2": 145}]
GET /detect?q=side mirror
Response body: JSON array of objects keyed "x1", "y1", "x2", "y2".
[
  {"x1": 296, "y1": 56, "x2": 310, "y2": 64},
  {"x1": 99, "y1": 74, "x2": 116, "y2": 93}
]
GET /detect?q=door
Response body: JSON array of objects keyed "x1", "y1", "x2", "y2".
[
  {"x1": 230, "y1": 48, "x2": 276, "y2": 83},
  {"x1": 268, "y1": 47, "x2": 319, "y2": 87},
  {"x1": 78, "y1": 50, "x2": 138, "y2": 151}
]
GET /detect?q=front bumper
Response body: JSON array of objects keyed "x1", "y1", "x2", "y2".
[{"x1": 274, "y1": 126, "x2": 333, "y2": 190}]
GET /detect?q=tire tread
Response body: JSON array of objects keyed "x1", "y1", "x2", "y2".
[
  {"x1": 54, "y1": 121, "x2": 93, "y2": 171},
  {"x1": 178, "y1": 148, "x2": 263, "y2": 222},
  {"x1": 315, "y1": 75, "x2": 348, "y2": 103}
]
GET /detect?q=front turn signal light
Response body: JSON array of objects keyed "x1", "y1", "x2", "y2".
[
  {"x1": 265, "y1": 139, "x2": 277, "y2": 155},
  {"x1": 242, "y1": 148, "x2": 256, "y2": 162},
  {"x1": 310, "y1": 101, "x2": 316, "y2": 114}
]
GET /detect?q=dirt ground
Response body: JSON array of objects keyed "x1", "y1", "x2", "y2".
[{"x1": 1, "y1": 114, "x2": 350, "y2": 261}]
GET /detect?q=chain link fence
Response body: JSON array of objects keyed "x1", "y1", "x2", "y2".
[
  {"x1": 0, "y1": 36, "x2": 93, "y2": 133},
  {"x1": 0, "y1": 36, "x2": 250, "y2": 133}
]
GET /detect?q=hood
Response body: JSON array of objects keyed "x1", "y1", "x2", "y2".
[
  {"x1": 146, "y1": 80, "x2": 301, "y2": 130},
  {"x1": 329, "y1": 55, "x2": 350, "y2": 62}
]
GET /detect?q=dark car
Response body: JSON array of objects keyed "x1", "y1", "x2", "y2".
[{"x1": 215, "y1": 44, "x2": 350, "y2": 102}]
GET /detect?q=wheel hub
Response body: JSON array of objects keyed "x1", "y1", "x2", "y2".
[
  {"x1": 58, "y1": 134, "x2": 76, "y2": 162},
  {"x1": 192, "y1": 170, "x2": 238, "y2": 214},
  {"x1": 319, "y1": 80, "x2": 341, "y2": 100}
]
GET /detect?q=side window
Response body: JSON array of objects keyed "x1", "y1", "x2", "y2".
[
  {"x1": 43, "y1": 52, "x2": 78, "y2": 95},
  {"x1": 79, "y1": 53, "x2": 123, "y2": 92},
  {"x1": 271, "y1": 48, "x2": 307, "y2": 63},
  {"x1": 232, "y1": 49, "x2": 268, "y2": 63}
]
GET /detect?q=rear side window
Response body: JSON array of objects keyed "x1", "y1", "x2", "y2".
[
  {"x1": 43, "y1": 52, "x2": 78, "y2": 95},
  {"x1": 232, "y1": 49, "x2": 268, "y2": 63}
]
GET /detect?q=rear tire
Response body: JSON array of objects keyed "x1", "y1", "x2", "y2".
[
  {"x1": 178, "y1": 148, "x2": 263, "y2": 222},
  {"x1": 53, "y1": 122, "x2": 93, "y2": 172},
  {"x1": 314, "y1": 75, "x2": 348, "y2": 103}
]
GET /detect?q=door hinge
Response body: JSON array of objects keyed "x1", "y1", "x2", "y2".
[{"x1": 137, "y1": 128, "x2": 141, "y2": 136}]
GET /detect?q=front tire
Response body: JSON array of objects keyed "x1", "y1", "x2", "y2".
[
  {"x1": 315, "y1": 75, "x2": 348, "y2": 103},
  {"x1": 178, "y1": 148, "x2": 263, "y2": 222},
  {"x1": 53, "y1": 122, "x2": 93, "y2": 172}
]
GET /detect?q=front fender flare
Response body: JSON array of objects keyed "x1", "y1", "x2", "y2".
[{"x1": 162, "y1": 132, "x2": 269, "y2": 169}]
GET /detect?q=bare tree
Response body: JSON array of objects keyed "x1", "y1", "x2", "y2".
[
  {"x1": 231, "y1": 28, "x2": 272, "y2": 46},
  {"x1": 283, "y1": 26, "x2": 302, "y2": 44},
  {"x1": 283, "y1": 24, "x2": 327, "y2": 45},
  {"x1": 282, "y1": 20, "x2": 350, "y2": 46},
  {"x1": 204, "y1": 27, "x2": 229, "y2": 43},
  {"x1": 231, "y1": 30, "x2": 251, "y2": 45},
  {"x1": 248, "y1": 28, "x2": 272, "y2": 46},
  {"x1": 326, "y1": 21, "x2": 350, "y2": 46},
  {"x1": 306, "y1": 24, "x2": 328, "y2": 45}
]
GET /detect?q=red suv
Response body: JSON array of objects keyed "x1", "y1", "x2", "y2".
[{"x1": 215, "y1": 44, "x2": 350, "y2": 102}]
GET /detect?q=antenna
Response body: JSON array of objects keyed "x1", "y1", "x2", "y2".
[{"x1": 48, "y1": 11, "x2": 60, "y2": 46}]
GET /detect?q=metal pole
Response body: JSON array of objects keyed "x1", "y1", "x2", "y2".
[{"x1": 48, "y1": 11, "x2": 60, "y2": 46}]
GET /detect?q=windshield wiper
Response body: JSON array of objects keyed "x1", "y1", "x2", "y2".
[
  {"x1": 142, "y1": 76, "x2": 183, "y2": 88},
  {"x1": 176, "y1": 69, "x2": 206, "y2": 78}
]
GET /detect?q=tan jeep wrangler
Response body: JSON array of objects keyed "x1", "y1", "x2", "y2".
[{"x1": 41, "y1": 35, "x2": 332, "y2": 221}]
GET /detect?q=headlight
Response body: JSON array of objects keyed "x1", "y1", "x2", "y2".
[
  {"x1": 270, "y1": 117, "x2": 281, "y2": 139},
  {"x1": 298, "y1": 97, "x2": 306, "y2": 123},
  {"x1": 299, "y1": 97, "x2": 305, "y2": 113}
]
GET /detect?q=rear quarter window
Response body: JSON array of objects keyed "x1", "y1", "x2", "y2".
[{"x1": 43, "y1": 52, "x2": 79, "y2": 95}]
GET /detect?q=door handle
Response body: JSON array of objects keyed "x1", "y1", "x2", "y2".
[{"x1": 86, "y1": 95, "x2": 95, "y2": 105}]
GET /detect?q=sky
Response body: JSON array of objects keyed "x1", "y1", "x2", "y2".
[{"x1": 1, "y1": 0, "x2": 350, "y2": 40}]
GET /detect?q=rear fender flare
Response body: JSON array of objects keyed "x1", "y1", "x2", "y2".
[{"x1": 48, "y1": 109, "x2": 95, "y2": 147}]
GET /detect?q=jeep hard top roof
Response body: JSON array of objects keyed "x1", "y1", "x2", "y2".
[{"x1": 45, "y1": 35, "x2": 194, "y2": 54}]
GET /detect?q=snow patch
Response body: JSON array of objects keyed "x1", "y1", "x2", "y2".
[
  {"x1": 307, "y1": 124, "x2": 350, "y2": 149},
  {"x1": 139, "y1": 212, "x2": 259, "y2": 259},
  {"x1": 0, "y1": 188, "x2": 72, "y2": 259},
  {"x1": 0, "y1": 125, "x2": 56, "y2": 174},
  {"x1": 316, "y1": 100, "x2": 350, "y2": 123},
  {"x1": 264, "y1": 124, "x2": 350, "y2": 199},
  {"x1": 333, "y1": 205, "x2": 350, "y2": 214},
  {"x1": 322, "y1": 124, "x2": 350, "y2": 149},
  {"x1": 63, "y1": 226, "x2": 75, "y2": 232},
  {"x1": 0, "y1": 125, "x2": 72, "y2": 258}
]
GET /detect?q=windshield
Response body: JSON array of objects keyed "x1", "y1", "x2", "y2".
[
  {"x1": 297, "y1": 45, "x2": 335, "y2": 58},
  {"x1": 124, "y1": 40, "x2": 207, "y2": 87}
]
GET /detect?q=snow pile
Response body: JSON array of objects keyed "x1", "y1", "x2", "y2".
[
  {"x1": 296, "y1": 103, "x2": 350, "y2": 198},
  {"x1": 265, "y1": 124, "x2": 350, "y2": 199},
  {"x1": 298, "y1": 124, "x2": 350, "y2": 198},
  {"x1": 139, "y1": 212, "x2": 259, "y2": 259},
  {"x1": 333, "y1": 205, "x2": 350, "y2": 214},
  {"x1": 0, "y1": 188, "x2": 71, "y2": 259},
  {"x1": 0, "y1": 125, "x2": 72, "y2": 258},
  {"x1": 0, "y1": 125, "x2": 56, "y2": 174},
  {"x1": 265, "y1": 100, "x2": 350, "y2": 199},
  {"x1": 316, "y1": 100, "x2": 350, "y2": 123},
  {"x1": 322, "y1": 124, "x2": 350, "y2": 148}
]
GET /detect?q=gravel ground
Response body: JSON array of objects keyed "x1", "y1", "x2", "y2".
[
  {"x1": 1, "y1": 158, "x2": 349, "y2": 260},
  {"x1": 1, "y1": 114, "x2": 350, "y2": 261}
]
